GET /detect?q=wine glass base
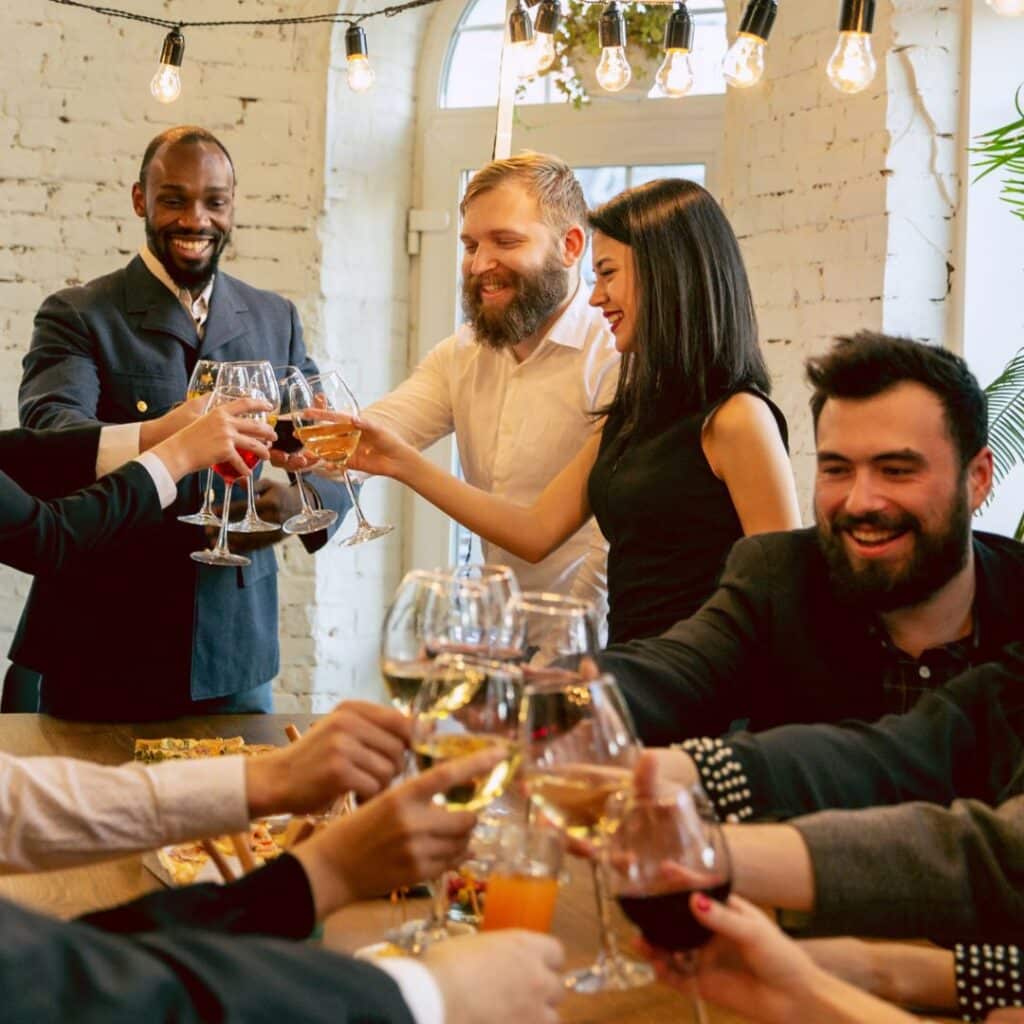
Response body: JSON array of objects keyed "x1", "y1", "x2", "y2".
[
  {"x1": 190, "y1": 549, "x2": 252, "y2": 568},
  {"x1": 564, "y1": 956, "x2": 655, "y2": 994},
  {"x1": 340, "y1": 523, "x2": 395, "y2": 546},
  {"x1": 227, "y1": 518, "x2": 281, "y2": 534},
  {"x1": 282, "y1": 508, "x2": 339, "y2": 535},
  {"x1": 385, "y1": 917, "x2": 474, "y2": 955},
  {"x1": 177, "y1": 511, "x2": 221, "y2": 527}
]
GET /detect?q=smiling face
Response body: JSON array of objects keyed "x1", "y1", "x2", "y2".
[
  {"x1": 459, "y1": 183, "x2": 574, "y2": 350},
  {"x1": 813, "y1": 381, "x2": 992, "y2": 611},
  {"x1": 588, "y1": 230, "x2": 637, "y2": 353},
  {"x1": 132, "y1": 140, "x2": 234, "y2": 294}
]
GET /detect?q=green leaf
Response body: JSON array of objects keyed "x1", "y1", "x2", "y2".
[{"x1": 986, "y1": 346, "x2": 1024, "y2": 487}]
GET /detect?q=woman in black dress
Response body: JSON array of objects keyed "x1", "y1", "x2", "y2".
[{"x1": 349, "y1": 179, "x2": 801, "y2": 643}]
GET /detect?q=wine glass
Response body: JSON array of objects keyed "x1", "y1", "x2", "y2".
[
  {"x1": 450, "y1": 564, "x2": 522, "y2": 659},
  {"x1": 379, "y1": 569, "x2": 452, "y2": 713},
  {"x1": 276, "y1": 367, "x2": 339, "y2": 536},
  {"x1": 504, "y1": 591, "x2": 600, "y2": 669},
  {"x1": 606, "y1": 785, "x2": 732, "y2": 1021},
  {"x1": 177, "y1": 359, "x2": 221, "y2": 526},
  {"x1": 219, "y1": 361, "x2": 280, "y2": 534},
  {"x1": 520, "y1": 673, "x2": 654, "y2": 993},
  {"x1": 404, "y1": 652, "x2": 524, "y2": 951},
  {"x1": 189, "y1": 371, "x2": 269, "y2": 567},
  {"x1": 304, "y1": 371, "x2": 394, "y2": 546}
]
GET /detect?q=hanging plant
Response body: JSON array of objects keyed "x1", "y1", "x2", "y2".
[{"x1": 971, "y1": 85, "x2": 1024, "y2": 222}]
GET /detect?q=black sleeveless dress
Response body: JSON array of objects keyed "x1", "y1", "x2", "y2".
[{"x1": 587, "y1": 389, "x2": 789, "y2": 645}]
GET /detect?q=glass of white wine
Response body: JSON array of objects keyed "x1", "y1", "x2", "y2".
[
  {"x1": 177, "y1": 359, "x2": 221, "y2": 527},
  {"x1": 303, "y1": 371, "x2": 395, "y2": 546},
  {"x1": 403, "y1": 652, "x2": 524, "y2": 951},
  {"x1": 520, "y1": 673, "x2": 654, "y2": 993}
]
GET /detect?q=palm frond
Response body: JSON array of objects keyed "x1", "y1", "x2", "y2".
[
  {"x1": 986, "y1": 346, "x2": 1024, "y2": 487},
  {"x1": 970, "y1": 84, "x2": 1024, "y2": 221}
]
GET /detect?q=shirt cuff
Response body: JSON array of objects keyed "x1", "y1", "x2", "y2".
[
  {"x1": 374, "y1": 958, "x2": 445, "y2": 1024},
  {"x1": 955, "y1": 943, "x2": 1024, "y2": 1022},
  {"x1": 677, "y1": 738, "x2": 754, "y2": 822},
  {"x1": 135, "y1": 451, "x2": 179, "y2": 509},
  {"x1": 97, "y1": 422, "x2": 142, "y2": 477},
  {"x1": 148, "y1": 755, "x2": 251, "y2": 843}
]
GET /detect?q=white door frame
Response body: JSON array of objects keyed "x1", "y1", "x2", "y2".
[{"x1": 406, "y1": 0, "x2": 725, "y2": 572}]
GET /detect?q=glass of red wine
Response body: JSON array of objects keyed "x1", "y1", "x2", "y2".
[
  {"x1": 606, "y1": 784, "x2": 732, "y2": 1021},
  {"x1": 277, "y1": 367, "x2": 339, "y2": 536},
  {"x1": 189, "y1": 369, "x2": 269, "y2": 568}
]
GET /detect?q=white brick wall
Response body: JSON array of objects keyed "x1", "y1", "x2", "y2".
[
  {"x1": 720, "y1": 0, "x2": 963, "y2": 518},
  {"x1": 0, "y1": 0, "x2": 425, "y2": 710}
]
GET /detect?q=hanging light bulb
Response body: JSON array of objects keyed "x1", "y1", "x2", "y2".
[
  {"x1": 596, "y1": 1, "x2": 631, "y2": 92},
  {"x1": 533, "y1": 0, "x2": 561, "y2": 74},
  {"x1": 150, "y1": 30, "x2": 185, "y2": 104},
  {"x1": 344, "y1": 25, "x2": 376, "y2": 93},
  {"x1": 986, "y1": 0, "x2": 1024, "y2": 13},
  {"x1": 507, "y1": 0, "x2": 539, "y2": 79},
  {"x1": 656, "y1": 3, "x2": 695, "y2": 98},
  {"x1": 827, "y1": 0, "x2": 877, "y2": 95},
  {"x1": 723, "y1": 0, "x2": 776, "y2": 89}
]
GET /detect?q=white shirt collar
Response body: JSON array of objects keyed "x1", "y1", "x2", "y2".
[
  {"x1": 539, "y1": 279, "x2": 594, "y2": 353},
  {"x1": 139, "y1": 245, "x2": 215, "y2": 328}
]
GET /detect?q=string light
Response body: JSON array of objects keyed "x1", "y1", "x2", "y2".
[
  {"x1": 656, "y1": 4, "x2": 695, "y2": 99},
  {"x1": 507, "y1": 0, "x2": 539, "y2": 80},
  {"x1": 986, "y1": 0, "x2": 1024, "y2": 13},
  {"x1": 827, "y1": 0, "x2": 876, "y2": 94},
  {"x1": 596, "y1": 1, "x2": 631, "y2": 93},
  {"x1": 344, "y1": 25, "x2": 376, "y2": 93},
  {"x1": 150, "y1": 29, "x2": 184, "y2": 104},
  {"x1": 533, "y1": 0, "x2": 561, "y2": 74},
  {"x1": 723, "y1": 0, "x2": 776, "y2": 89}
]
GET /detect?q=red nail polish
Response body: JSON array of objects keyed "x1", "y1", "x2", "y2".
[{"x1": 694, "y1": 893, "x2": 711, "y2": 913}]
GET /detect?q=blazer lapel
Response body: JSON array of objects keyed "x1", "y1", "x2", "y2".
[
  {"x1": 124, "y1": 256, "x2": 199, "y2": 351},
  {"x1": 199, "y1": 273, "x2": 251, "y2": 358}
]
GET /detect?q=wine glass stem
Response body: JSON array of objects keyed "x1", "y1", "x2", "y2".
[
  {"x1": 245, "y1": 474, "x2": 258, "y2": 522},
  {"x1": 213, "y1": 481, "x2": 234, "y2": 554},
  {"x1": 427, "y1": 874, "x2": 449, "y2": 931},
  {"x1": 199, "y1": 468, "x2": 215, "y2": 514},
  {"x1": 342, "y1": 471, "x2": 370, "y2": 526},
  {"x1": 293, "y1": 471, "x2": 313, "y2": 514},
  {"x1": 674, "y1": 950, "x2": 709, "y2": 1024},
  {"x1": 590, "y1": 858, "x2": 621, "y2": 966}
]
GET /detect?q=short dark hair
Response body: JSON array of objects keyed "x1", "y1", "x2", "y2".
[
  {"x1": 806, "y1": 331, "x2": 988, "y2": 466},
  {"x1": 590, "y1": 179, "x2": 769, "y2": 436},
  {"x1": 138, "y1": 126, "x2": 236, "y2": 188}
]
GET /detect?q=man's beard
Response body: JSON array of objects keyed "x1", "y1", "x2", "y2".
[
  {"x1": 816, "y1": 478, "x2": 972, "y2": 613},
  {"x1": 462, "y1": 250, "x2": 569, "y2": 350},
  {"x1": 145, "y1": 217, "x2": 230, "y2": 291}
]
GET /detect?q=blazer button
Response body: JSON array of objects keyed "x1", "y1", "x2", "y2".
[{"x1": 136, "y1": 399, "x2": 148, "y2": 413}]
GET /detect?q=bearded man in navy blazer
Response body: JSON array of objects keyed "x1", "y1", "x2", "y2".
[{"x1": 14, "y1": 125, "x2": 350, "y2": 720}]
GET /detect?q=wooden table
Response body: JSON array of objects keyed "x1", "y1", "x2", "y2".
[{"x1": 0, "y1": 714, "x2": 941, "y2": 1024}]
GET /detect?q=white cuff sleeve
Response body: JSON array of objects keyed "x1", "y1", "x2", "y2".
[
  {"x1": 134, "y1": 451, "x2": 179, "y2": 509},
  {"x1": 374, "y1": 959, "x2": 445, "y2": 1024},
  {"x1": 97, "y1": 422, "x2": 142, "y2": 476},
  {"x1": 148, "y1": 755, "x2": 251, "y2": 843}
]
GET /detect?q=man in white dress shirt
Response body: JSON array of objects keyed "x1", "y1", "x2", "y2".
[{"x1": 365, "y1": 153, "x2": 619, "y2": 628}]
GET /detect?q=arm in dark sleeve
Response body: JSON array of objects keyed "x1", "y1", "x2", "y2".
[
  {"x1": 20, "y1": 293, "x2": 104, "y2": 430},
  {"x1": 596, "y1": 536, "x2": 774, "y2": 744},
  {"x1": 722, "y1": 648, "x2": 1024, "y2": 819},
  {"x1": 0, "y1": 424, "x2": 101, "y2": 498},
  {"x1": 793, "y1": 793, "x2": 1024, "y2": 944},
  {"x1": 284, "y1": 299, "x2": 351, "y2": 552},
  {"x1": 0, "y1": 460, "x2": 162, "y2": 577},
  {"x1": 77, "y1": 853, "x2": 316, "y2": 940},
  {"x1": 2, "y1": 895, "x2": 415, "y2": 1024}
]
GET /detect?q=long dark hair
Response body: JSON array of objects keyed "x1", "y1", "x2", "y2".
[{"x1": 589, "y1": 179, "x2": 768, "y2": 438}]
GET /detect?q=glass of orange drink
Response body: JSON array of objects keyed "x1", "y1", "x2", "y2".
[{"x1": 480, "y1": 824, "x2": 564, "y2": 934}]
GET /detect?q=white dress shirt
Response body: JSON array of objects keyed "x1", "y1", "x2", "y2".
[
  {"x1": 95, "y1": 246, "x2": 214, "y2": 485},
  {"x1": 367, "y1": 284, "x2": 619, "y2": 624}
]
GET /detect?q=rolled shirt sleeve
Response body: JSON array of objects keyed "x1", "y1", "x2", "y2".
[{"x1": 96, "y1": 422, "x2": 142, "y2": 477}]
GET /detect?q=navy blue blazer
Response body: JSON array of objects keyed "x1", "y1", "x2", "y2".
[{"x1": 14, "y1": 256, "x2": 349, "y2": 719}]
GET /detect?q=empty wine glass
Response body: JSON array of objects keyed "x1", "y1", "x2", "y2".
[
  {"x1": 304, "y1": 371, "x2": 394, "y2": 546},
  {"x1": 606, "y1": 785, "x2": 732, "y2": 1021},
  {"x1": 404, "y1": 653, "x2": 524, "y2": 951},
  {"x1": 520, "y1": 672, "x2": 654, "y2": 993},
  {"x1": 450, "y1": 564, "x2": 522, "y2": 659},
  {"x1": 277, "y1": 367, "x2": 339, "y2": 536},
  {"x1": 216, "y1": 361, "x2": 280, "y2": 535},
  {"x1": 504, "y1": 591, "x2": 600, "y2": 670},
  {"x1": 177, "y1": 359, "x2": 221, "y2": 527},
  {"x1": 189, "y1": 370, "x2": 270, "y2": 568}
]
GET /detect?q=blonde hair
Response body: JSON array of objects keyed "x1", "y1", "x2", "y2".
[{"x1": 460, "y1": 151, "x2": 587, "y2": 237}]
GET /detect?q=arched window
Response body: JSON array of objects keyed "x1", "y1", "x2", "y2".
[{"x1": 443, "y1": 0, "x2": 727, "y2": 109}]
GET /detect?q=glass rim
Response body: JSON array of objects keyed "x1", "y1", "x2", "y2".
[
  {"x1": 508, "y1": 591, "x2": 595, "y2": 615},
  {"x1": 429, "y1": 650, "x2": 525, "y2": 677},
  {"x1": 521, "y1": 669, "x2": 617, "y2": 697}
]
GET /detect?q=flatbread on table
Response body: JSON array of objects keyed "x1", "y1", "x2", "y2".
[{"x1": 133, "y1": 736, "x2": 278, "y2": 763}]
